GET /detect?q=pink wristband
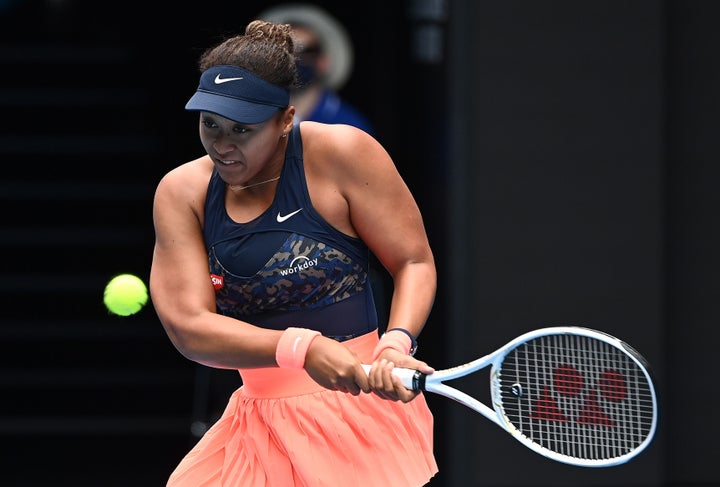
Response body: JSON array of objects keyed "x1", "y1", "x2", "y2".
[
  {"x1": 372, "y1": 329, "x2": 413, "y2": 361},
  {"x1": 276, "y1": 327, "x2": 321, "y2": 369}
]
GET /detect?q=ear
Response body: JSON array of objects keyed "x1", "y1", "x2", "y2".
[{"x1": 281, "y1": 106, "x2": 295, "y2": 132}]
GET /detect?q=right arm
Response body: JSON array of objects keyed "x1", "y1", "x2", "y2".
[{"x1": 149, "y1": 158, "x2": 279, "y2": 369}]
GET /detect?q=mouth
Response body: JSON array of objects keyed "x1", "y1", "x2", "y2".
[{"x1": 219, "y1": 159, "x2": 240, "y2": 166}]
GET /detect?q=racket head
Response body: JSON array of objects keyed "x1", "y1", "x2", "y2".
[{"x1": 489, "y1": 326, "x2": 658, "y2": 467}]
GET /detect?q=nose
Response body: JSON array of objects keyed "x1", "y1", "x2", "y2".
[{"x1": 212, "y1": 132, "x2": 236, "y2": 155}]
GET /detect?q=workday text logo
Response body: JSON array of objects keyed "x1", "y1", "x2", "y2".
[{"x1": 280, "y1": 256, "x2": 319, "y2": 276}]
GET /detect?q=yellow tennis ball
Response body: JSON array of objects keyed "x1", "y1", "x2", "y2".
[{"x1": 103, "y1": 273, "x2": 148, "y2": 316}]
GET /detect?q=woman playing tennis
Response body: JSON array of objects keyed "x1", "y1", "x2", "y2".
[{"x1": 150, "y1": 20, "x2": 438, "y2": 486}]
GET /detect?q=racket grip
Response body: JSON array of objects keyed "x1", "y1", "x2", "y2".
[{"x1": 361, "y1": 364, "x2": 422, "y2": 391}]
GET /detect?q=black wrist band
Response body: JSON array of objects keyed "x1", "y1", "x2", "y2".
[{"x1": 386, "y1": 327, "x2": 418, "y2": 356}]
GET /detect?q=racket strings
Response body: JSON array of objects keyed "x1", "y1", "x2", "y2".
[{"x1": 497, "y1": 334, "x2": 655, "y2": 462}]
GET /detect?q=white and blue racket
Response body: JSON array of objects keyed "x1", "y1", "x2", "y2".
[{"x1": 367, "y1": 326, "x2": 658, "y2": 467}]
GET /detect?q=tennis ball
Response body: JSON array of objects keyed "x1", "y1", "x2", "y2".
[{"x1": 103, "y1": 273, "x2": 148, "y2": 316}]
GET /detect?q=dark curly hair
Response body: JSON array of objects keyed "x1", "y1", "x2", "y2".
[{"x1": 198, "y1": 20, "x2": 298, "y2": 90}]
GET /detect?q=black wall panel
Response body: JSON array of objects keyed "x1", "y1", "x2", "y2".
[
  {"x1": 446, "y1": 0, "x2": 665, "y2": 485},
  {"x1": 445, "y1": 1, "x2": 717, "y2": 486}
]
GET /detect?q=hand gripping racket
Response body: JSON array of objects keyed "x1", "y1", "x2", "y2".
[{"x1": 366, "y1": 326, "x2": 658, "y2": 467}]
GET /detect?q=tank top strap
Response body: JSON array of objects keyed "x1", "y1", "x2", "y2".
[
  {"x1": 286, "y1": 122, "x2": 302, "y2": 159},
  {"x1": 203, "y1": 170, "x2": 230, "y2": 242},
  {"x1": 275, "y1": 123, "x2": 311, "y2": 212}
]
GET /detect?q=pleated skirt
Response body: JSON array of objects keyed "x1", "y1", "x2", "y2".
[{"x1": 166, "y1": 331, "x2": 438, "y2": 487}]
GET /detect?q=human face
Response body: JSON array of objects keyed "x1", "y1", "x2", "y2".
[
  {"x1": 292, "y1": 26, "x2": 328, "y2": 85},
  {"x1": 198, "y1": 111, "x2": 289, "y2": 187}
]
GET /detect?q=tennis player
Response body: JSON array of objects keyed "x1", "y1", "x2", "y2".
[{"x1": 150, "y1": 19, "x2": 439, "y2": 486}]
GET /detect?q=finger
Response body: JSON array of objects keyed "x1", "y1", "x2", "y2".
[
  {"x1": 391, "y1": 374, "x2": 418, "y2": 402},
  {"x1": 378, "y1": 360, "x2": 402, "y2": 400},
  {"x1": 354, "y1": 365, "x2": 371, "y2": 393}
]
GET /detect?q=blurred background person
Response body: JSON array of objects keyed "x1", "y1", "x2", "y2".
[{"x1": 258, "y1": 3, "x2": 375, "y2": 135}]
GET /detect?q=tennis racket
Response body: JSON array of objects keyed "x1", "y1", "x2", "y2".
[{"x1": 365, "y1": 326, "x2": 658, "y2": 467}]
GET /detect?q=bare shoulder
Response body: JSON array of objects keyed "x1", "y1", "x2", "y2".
[
  {"x1": 154, "y1": 155, "x2": 214, "y2": 215},
  {"x1": 299, "y1": 121, "x2": 391, "y2": 174}
]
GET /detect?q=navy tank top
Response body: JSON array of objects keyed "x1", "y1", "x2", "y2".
[{"x1": 203, "y1": 124, "x2": 378, "y2": 340}]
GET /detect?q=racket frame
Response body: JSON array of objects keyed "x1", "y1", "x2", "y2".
[{"x1": 388, "y1": 326, "x2": 658, "y2": 467}]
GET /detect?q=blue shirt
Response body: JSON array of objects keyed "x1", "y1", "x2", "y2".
[{"x1": 303, "y1": 90, "x2": 374, "y2": 135}]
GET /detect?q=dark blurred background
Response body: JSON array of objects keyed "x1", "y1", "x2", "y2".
[{"x1": 1, "y1": 0, "x2": 718, "y2": 485}]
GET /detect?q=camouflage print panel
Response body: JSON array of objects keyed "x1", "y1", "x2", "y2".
[{"x1": 210, "y1": 233, "x2": 367, "y2": 318}]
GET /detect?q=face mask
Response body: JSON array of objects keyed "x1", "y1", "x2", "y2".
[{"x1": 296, "y1": 59, "x2": 318, "y2": 88}]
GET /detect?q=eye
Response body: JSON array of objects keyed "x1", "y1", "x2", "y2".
[
  {"x1": 201, "y1": 118, "x2": 218, "y2": 129},
  {"x1": 233, "y1": 126, "x2": 250, "y2": 134}
]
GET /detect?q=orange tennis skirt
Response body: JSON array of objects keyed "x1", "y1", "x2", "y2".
[{"x1": 166, "y1": 331, "x2": 438, "y2": 487}]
